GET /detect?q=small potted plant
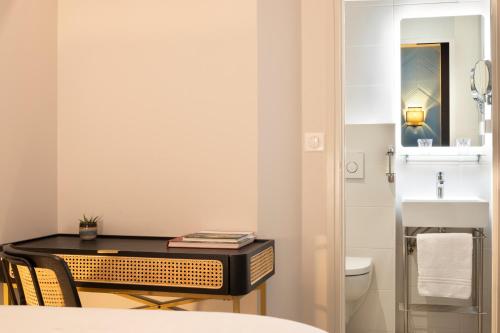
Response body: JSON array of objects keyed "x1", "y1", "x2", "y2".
[{"x1": 79, "y1": 215, "x2": 101, "y2": 240}]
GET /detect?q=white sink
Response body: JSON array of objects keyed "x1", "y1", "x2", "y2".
[{"x1": 402, "y1": 197, "x2": 489, "y2": 228}]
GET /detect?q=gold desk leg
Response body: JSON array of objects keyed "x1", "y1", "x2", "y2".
[
  {"x1": 232, "y1": 296, "x2": 241, "y2": 313},
  {"x1": 157, "y1": 298, "x2": 201, "y2": 310},
  {"x1": 259, "y1": 282, "x2": 267, "y2": 315},
  {"x1": 2, "y1": 283, "x2": 9, "y2": 305}
]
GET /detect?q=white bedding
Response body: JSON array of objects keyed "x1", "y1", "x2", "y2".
[{"x1": 0, "y1": 306, "x2": 326, "y2": 333}]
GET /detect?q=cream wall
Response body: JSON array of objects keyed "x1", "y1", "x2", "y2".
[
  {"x1": 57, "y1": 0, "x2": 258, "y2": 236},
  {"x1": 57, "y1": 0, "x2": 304, "y2": 323},
  {"x1": 257, "y1": 0, "x2": 303, "y2": 322},
  {"x1": 57, "y1": 0, "x2": 258, "y2": 311},
  {"x1": 0, "y1": 0, "x2": 58, "y2": 244},
  {"x1": 0, "y1": 0, "x2": 308, "y2": 324},
  {"x1": 301, "y1": 0, "x2": 333, "y2": 329}
]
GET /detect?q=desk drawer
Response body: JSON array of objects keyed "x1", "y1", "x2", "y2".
[{"x1": 59, "y1": 255, "x2": 224, "y2": 290}]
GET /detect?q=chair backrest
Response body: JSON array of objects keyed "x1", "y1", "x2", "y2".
[
  {"x1": 1, "y1": 247, "x2": 41, "y2": 306},
  {"x1": 3, "y1": 244, "x2": 81, "y2": 307},
  {"x1": 0, "y1": 251, "x2": 19, "y2": 305}
]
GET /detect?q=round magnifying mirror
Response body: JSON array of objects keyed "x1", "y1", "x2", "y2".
[{"x1": 471, "y1": 60, "x2": 492, "y2": 98}]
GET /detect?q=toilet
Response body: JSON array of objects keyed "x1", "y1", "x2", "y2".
[{"x1": 345, "y1": 256, "x2": 373, "y2": 323}]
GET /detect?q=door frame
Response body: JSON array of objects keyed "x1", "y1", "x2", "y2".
[
  {"x1": 327, "y1": 0, "x2": 344, "y2": 332},
  {"x1": 491, "y1": 0, "x2": 500, "y2": 330},
  {"x1": 328, "y1": 0, "x2": 500, "y2": 332}
]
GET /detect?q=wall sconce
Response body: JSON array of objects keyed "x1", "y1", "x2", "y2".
[{"x1": 405, "y1": 107, "x2": 425, "y2": 126}]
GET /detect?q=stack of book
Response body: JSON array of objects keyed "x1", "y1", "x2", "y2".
[{"x1": 168, "y1": 231, "x2": 256, "y2": 249}]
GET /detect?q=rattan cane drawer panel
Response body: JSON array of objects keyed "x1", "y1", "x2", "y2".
[
  {"x1": 58, "y1": 255, "x2": 223, "y2": 289},
  {"x1": 250, "y1": 247, "x2": 274, "y2": 285}
]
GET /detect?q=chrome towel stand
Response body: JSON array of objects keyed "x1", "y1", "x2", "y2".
[{"x1": 401, "y1": 227, "x2": 485, "y2": 333}]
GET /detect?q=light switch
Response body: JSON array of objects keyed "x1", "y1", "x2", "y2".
[
  {"x1": 345, "y1": 152, "x2": 364, "y2": 179},
  {"x1": 304, "y1": 133, "x2": 325, "y2": 152}
]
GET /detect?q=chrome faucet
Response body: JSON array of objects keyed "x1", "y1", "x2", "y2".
[{"x1": 436, "y1": 171, "x2": 445, "y2": 199}]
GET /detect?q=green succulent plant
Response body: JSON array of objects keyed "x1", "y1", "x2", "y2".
[{"x1": 79, "y1": 214, "x2": 101, "y2": 227}]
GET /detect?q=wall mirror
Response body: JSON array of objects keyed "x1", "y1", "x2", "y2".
[{"x1": 401, "y1": 16, "x2": 485, "y2": 147}]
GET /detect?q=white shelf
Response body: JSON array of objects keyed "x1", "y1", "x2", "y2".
[{"x1": 403, "y1": 154, "x2": 483, "y2": 163}]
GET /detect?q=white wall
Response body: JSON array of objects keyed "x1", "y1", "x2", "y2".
[
  {"x1": 0, "y1": 0, "x2": 58, "y2": 244},
  {"x1": 346, "y1": 124, "x2": 396, "y2": 333},
  {"x1": 345, "y1": 1, "x2": 395, "y2": 125}
]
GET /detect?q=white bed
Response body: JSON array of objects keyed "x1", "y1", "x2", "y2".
[{"x1": 0, "y1": 306, "x2": 327, "y2": 333}]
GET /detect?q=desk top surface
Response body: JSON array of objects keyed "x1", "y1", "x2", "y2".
[
  {"x1": 10, "y1": 234, "x2": 273, "y2": 257},
  {"x1": 0, "y1": 306, "x2": 326, "y2": 333}
]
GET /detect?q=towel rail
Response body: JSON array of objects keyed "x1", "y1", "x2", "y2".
[{"x1": 401, "y1": 227, "x2": 484, "y2": 333}]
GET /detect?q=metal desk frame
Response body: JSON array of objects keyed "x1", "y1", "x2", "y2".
[{"x1": 3, "y1": 282, "x2": 267, "y2": 314}]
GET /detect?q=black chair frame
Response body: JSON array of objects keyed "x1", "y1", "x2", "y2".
[
  {"x1": 2, "y1": 244, "x2": 81, "y2": 307},
  {"x1": 0, "y1": 252, "x2": 21, "y2": 305}
]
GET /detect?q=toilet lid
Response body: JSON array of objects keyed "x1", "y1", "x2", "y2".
[{"x1": 345, "y1": 256, "x2": 372, "y2": 276}]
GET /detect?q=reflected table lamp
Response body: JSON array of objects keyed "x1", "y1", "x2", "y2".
[{"x1": 406, "y1": 107, "x2": 425, "y2": 126}]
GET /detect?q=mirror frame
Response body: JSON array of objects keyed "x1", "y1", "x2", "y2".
[{"x1": 399, "y1": 16, "x2": 485, "y2": 149}]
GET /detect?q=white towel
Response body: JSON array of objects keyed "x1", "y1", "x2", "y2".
[{"x1": 416, "y1": 233, "x2": 473, "y2": 299}]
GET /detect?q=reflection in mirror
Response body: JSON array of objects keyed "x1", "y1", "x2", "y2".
[
  {"x1": 401, "y1": 43, "x2": 450, "y2": 146},
  {"x1": 401, "y1": 16, "x2": 484, "y2": 147}
]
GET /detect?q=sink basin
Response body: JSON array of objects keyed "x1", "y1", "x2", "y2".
[{"x1": 402, "y1": 197, "x2": 489, "y2": 228}]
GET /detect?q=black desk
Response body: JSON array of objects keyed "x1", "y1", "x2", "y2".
[{"x1": 1, "y1": 234, "x2": 275, "y2": 314}]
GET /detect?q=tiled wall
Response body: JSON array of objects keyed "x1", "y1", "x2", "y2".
[
  {"x1": 346, "y1": 124, "x2": 396, "y2": 333},
  {"x1": 345, "y1": 1, "x2": 395, "y2": 125},
  {"x1": 345, "y1": 1, "x2": 491, "y2": 333},
  {"x1": 345, "y1": 3, "x2": 396, "y2": 331}
]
